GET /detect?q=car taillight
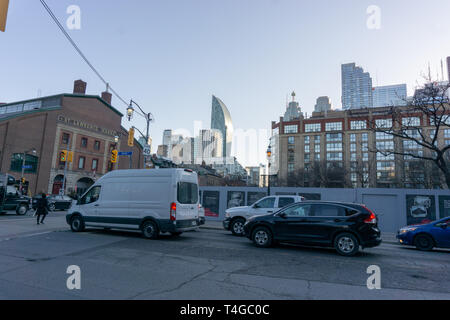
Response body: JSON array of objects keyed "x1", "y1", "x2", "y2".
[
  {"x1": 170, "y1": 202, "x2": 177, "y2": 221},
  {"x1": 363, "y1": 206, "x2": 377, "y2": 224}
]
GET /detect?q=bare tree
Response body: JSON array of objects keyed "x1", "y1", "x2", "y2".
[{"x1": 372, "y1": 78, "x2": 450, "y2": 188}]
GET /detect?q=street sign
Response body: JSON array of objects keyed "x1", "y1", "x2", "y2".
[
  {"x1": 143, "y1": 145, "x2": 151, "y2": 156},
  {"x1": 22, "y1": 165, "x2": 33, "y2": 170},
  {"x1": 118, "y1": 152, "x2": 133, "y2": 156}
]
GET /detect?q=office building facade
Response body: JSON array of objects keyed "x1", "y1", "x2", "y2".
[
  {"x1": 372, "y1": 84, "x2": 407, "y2": 107},
  {"x1": 342, "y1": 63, "x2": 373, "y2": 110}
]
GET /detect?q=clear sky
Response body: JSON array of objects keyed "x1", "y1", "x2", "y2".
[{"x1": 1, "y1": 0, "x2": 450, "y2": 166}]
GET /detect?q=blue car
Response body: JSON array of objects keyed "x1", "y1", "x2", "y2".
[{"x1": 397, "y1": 217, "x2": 450, "y2": 251}]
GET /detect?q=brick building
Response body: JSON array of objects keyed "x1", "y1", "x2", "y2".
[
  {"x1": 0, "y1": 80, "x2": 144, "y2": 196},
  {"x1": 271, "y1": 106, "x2": 450, "y2": 189}
]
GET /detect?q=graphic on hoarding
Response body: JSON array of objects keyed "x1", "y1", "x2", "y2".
[
  {"x1": 247, "y1": 192, "x2": 267, "y2": 206},
  {"x1": 406, "y1": 195, "x2": 436, "y2": 226},
  {"x1": 439, "y1": 196, "x2": 450, "y2": 218},
  {"x1": 299, "y1": 193, "x2": 321, "y2": 200},
  {"x1": 227, "y1": 191, "x2": 245, "y2": 209},
  {"x1": 203, "y1": 191, "x2": 220, "y2": 218}
]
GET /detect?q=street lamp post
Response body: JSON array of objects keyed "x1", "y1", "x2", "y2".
[
  {"x1": 266, "y1": 144, "x2": 272, "y2": 196},
  {"x1": 127, "y1": 100, "x2": 154, "y2": 168},
  {"x1": 20, "y1": 148, "x2": 36, "y2": 195}
]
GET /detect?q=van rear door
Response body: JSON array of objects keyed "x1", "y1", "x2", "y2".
[{"x1": 176, "y1": 180, "x2": 199, "y2": 222}]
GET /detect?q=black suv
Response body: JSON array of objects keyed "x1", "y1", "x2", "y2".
[{"x1": 243, "y1": 201, "x2": 382, "y2": 256}]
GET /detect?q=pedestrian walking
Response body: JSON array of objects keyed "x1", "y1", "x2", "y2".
[{"x1": 36, "y1": 193, "x2": 49, "y2": 225}]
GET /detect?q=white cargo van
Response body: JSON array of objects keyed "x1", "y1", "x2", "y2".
[{"x1": 66, "y1": 169, "x2": 200, "y2": 239}]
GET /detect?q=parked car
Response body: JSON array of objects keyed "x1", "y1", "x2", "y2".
[
  {"x1": 32, "y1": 194, "x2": 73, "y2": 211},
  {"x1": 223, "y1": 195, "x2": 305, "y2": 236},
  {"x1": 396, "y1": 217, "x2": 450, "y2": 251},
  {"x1": 66, "y1": 169, "x2": 200, "y2": 239},
  {"x1": 0, "y1": 185, "x2": 31, "y2": 215},
  {"x1": 242, "y1": 201, "x2": 382, "y2": 256}
]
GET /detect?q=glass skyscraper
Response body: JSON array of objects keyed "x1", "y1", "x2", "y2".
[
  {"x1": 372, "y1": 84, "x2": 407, "y2": 107},
  {"x1": 342, "y1": 63, "x2": 373, "y2": 110},
  {"x1": 211, "y1": 95, "x2": 233, "y2": 158}
]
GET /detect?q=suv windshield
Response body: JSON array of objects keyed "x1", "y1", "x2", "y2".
[{"x1": 177, "y1": 182, "x2": 198, "y2": 204}]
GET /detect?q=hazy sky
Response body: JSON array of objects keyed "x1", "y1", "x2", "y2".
[{"x1": 1, "y1": 0, "x2": 450, "y2": 166}]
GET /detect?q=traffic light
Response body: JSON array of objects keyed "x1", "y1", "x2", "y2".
[
  {"x1": 0, "y1": 0, "x2": 10, "y2": 32},
  {"x1": 128, "y1": 128, "x2": 135, "y2": 147},
  {"x1": 111, "y1": 150, "x2": 118, "y2": 163},
  {"x1": 68, "y1": 151, "x2": 74, "y2": 163},
  {"x1": 60, "y1": 150, "x2": 68, "y2": 162},
  {"x1": 21, "y1": 177, "x2": 26, "y2": 184}
]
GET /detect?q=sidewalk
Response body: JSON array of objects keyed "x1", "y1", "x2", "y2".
[
  {"x1": 0, "y1": 213, "x2": 68, "y2": 241},
  {"x1": 201, "y1": 220, "x2": 399, "y2": 245}
]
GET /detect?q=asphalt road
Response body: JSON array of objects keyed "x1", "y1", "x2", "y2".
[{"x1": 0, "y1": 215, "x2": 449, "y2": 300}]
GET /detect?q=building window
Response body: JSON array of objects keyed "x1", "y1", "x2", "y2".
[
  {"x1": 350, "y1": 143, "x2": 357, "y2": 152},
  {"x1": 362, "y1": 133, "x2": 368, "y2": 142},
  {"x1": 362, "y1": 143, "x2": 369, "y2": 152},
  {"x1": 350, "y1": 134, "x2": 356, "y2": 142},
  {"x1": 305, "y1": 123, "x2": 321, "y2": 133},
  {"x1": 350, "y1": 153, "x2": 357, "y2": 161},
  {"x1": 444, "y1": 129, "x2": 450, "y2": 138},
  {"x1": 314, "y1": 135, "x2": 321, "y2": 144},
  {"x1": 325, "y1": 122, "x2": 342, "y2": 132},
  {"x1": 92, "y1": 159, "x2": 98, "y2": 171},
  {"x1": 81, "y1": 138, "x2": 88, "y2": 148},
  {"x1": 363, "y1": 153, "x2": 369, "y2": 161},
  {"x1": 10, "y1": 154, "x2": 39, "y2": 174},
  {"x1": 288, "y1": 151, "x2": 295, "y2": 162},
  {"x1": 326, "y1": 133, "x2": 342, "y2": 142},
  {"x1": 327, "y1": 152, "x2": 343, "y2": 161},
  {"x1": 315, "y1": 145, "x2": 320, "y2": 153},
  {"x1": 78, "y1": 156, "x2": 86, "y2": 169},
  {"x1": 304, "y1": 154, "x2": 310, "y2": 163},
  {"x1": 304, "y1": 145, "x2": 310, "y2": 153},
  {"x1": 288, "y1": 137, "x2": 295, "y2": 145},
  {"x1": 62, "y1": 133, "x2": 70, "y2": 145},
  {"x1": 350, "y1": 120, "x2": 367, "y2": 130},
  {"x1": 376, "y1": 132, "x2": 393, "y2": 140},
  {"x1": 304, "y1": 136, "x2": 310, "y2": 144},
  {"x1": 284, "y1": 125, "x2": 298, "y2": 134},
  {"x1": 314, "y1": 154, "x2": 320, "y2": 161},
  {"x1": 327, "y1": 143, "x2": 342, "y2": 152},
  {"x1": 94, "y1": 140, "x2": 101, "y2": 151},
  {"x1": 288, "y1": 163, "x2": 295, "y2": 173},
  {"x1": 377, "y1": 152, "x2": 394, "y2": 161},
  {"x1": 402, "y1": 117, "x2": 421, "y2": 127},
  {"x1": 375, "y1": 119, "x2": 393, "y2": 128}
]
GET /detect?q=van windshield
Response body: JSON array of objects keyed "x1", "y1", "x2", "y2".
[{"x1": 177, "y1": 182, "x2": 198, "y2": 204}]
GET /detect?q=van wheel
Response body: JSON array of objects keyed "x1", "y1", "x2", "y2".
[
  {"x1": 231, "y1": 218, "x2": 246, "y2": 236},
  {"x1": 334, "y1": 233, "x2": 359, "y2": 256},
  {"x1": 142, "y1": 221, "x2": 159, "y2": 240},
  {"x1": 414, "y1": 234, "x2": 434, "y2": 251},
  {"x1": 252, "y1": 226, "x2": 273, "y2": 248},
  {"x1": 70, "y1": 216, "x2": 85, "y2": 232},
  {"x1": 16, "y1": 204, "x2": 28, "y2": 216}
]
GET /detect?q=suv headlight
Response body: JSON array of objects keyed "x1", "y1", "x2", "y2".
[
  {"x1": 225, "y1": 213, "x2": 230, "y2": 218},
  {"x1": 400, "y1": 227, "x2": 417, "y2": 234}
]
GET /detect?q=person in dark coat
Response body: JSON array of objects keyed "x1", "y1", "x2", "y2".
[{"x1": 36, "y1": 193, "x2": 49, "y2": 225}]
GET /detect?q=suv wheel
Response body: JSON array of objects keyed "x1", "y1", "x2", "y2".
[
  {"x1": 252, "y1": 226, "x2": 273, "y2": 248},
  {"x1": 16, "y1": 204, "x2": 28, "y2": 216},
  {"x1": 231, "y1": 218, "x2": 246, "y2": 236},
  {"x1": 334, "y1": 233, "x2": 359, "y2": 256},
  {"x1": 142, "y1": 221, "x2": 159, "y2": 240},
  {"x1": 414, "y1": 234, "x2": 434, "y2": 251},
  {"x1": 70, "y1": 216, "x2": 85, "y2": 232}
]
